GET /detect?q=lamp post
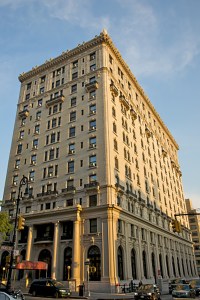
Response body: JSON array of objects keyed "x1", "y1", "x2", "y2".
[{"x1": 6, "y1": 175, "x2": 29, "y2": 292}]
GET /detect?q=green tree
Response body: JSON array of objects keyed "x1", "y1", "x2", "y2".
[{"x1": 0, "y1": 212, "x2": 12, "y2": 245}]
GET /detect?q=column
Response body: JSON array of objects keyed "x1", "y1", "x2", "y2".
[
  {"x1": 146, "y1": 231, "x2": 153, "y2": 279},
  {"x1": 138, "y1": 228, "x2": 144, "y2": 280},
  {"x1": 51, "y1": 222, "x2": 60, "y2": 279},
  {"x1": 26, "y1": 226, "x2": 33, "y2": 261},
  {"x1": 72, "y1": 205, "x2": 82, "y2": 287}
]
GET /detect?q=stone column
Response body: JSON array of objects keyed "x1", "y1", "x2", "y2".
[
  {"x1": 26, "y1": 226, "x2": 33, "y2": 261},
  {"x1": 51, "y1": 222, "x2": 60, "y2": 279},
  {"x1": 72, "y1": 205, "x2": 82, "y2": 287},
  {"x1": 146, "y1": 231, "x2": 153, "y2": 279},
  {"x1": 138, "y1": 228, "x2": 144, "y2": 280}
]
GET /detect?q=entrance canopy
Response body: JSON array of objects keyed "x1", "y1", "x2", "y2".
[{"x1": 15, "y1": 260, "x2": 48, "y2": 270}]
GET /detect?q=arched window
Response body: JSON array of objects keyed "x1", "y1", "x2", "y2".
[
  {"x1": 151, "y1": 253, "x2": 156, "y2": 280},
  {"x1": 37, "y1": 249, "x2": 52, "y2": 278},
  {"x1": 142, "y1": 250, "x2": 147, "y2": 278},
  {"x1": 117, "y1": 246, "x2": 124, "y2": 280},
  {"x1": 131, "y1": 249, "x2": 137, "y2": 279},
  {"x1": 88, "y1": 246, "x2": 101, "y2": 281},
  {"x1": 63, "y1": 247, "x2": 72, "y2": 280}
]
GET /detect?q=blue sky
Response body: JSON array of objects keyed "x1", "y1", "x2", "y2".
[{"x1": 0, "y1": 0, "x2": 200, "y2": 209}]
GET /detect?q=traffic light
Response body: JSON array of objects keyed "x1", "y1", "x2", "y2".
[
  {"x1": 172, "y1": 219, "x2": 182, "y2": 233},
  {"x1": 18, "y1": 216, "x2": 25, "y2": 231}
]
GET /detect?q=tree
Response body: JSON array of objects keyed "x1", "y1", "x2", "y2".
[{"x1": 0, "y1": 212, "x2": 12, "y2": 245}]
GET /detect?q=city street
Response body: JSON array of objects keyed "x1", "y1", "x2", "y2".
[{"x1": 24, "y1": 293, "x2": 183, "y2": 300}]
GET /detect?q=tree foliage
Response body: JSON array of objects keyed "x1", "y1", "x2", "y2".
[{"x1": 0, "y1": 211, "x2": 13, "y2": 244}]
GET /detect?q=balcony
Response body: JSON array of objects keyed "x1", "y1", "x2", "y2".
[
  {"x1": 46, "y1": 95, "x2": 65, "y2": 107},
  {"x1": 119, "y1": 95, "x2": 130, "y2": 110},
  {"x1": 84, "y1": 181, "x2": 99, "y2": 191},
  {"x1": 37, "y1": 190, "x2": 58, "y2": 199},
  {"x1": 18, "y1": 109, "x2": 29, "y2": 118},
  {"x1": 110, "y1": 83, "x2": 118, "y2": 97},
  {"x1": 61, "y1": 186, "x2": 76, "y2": 195},
  {"x1": 85, "y1": 80, "x2": 98, "y2": 92},
  {"x1": 34, "y1": 236, "x2": 53, "y2": 243},
  {"x1": 130, "y1": 108, "x2": 137, "y2": 120}
]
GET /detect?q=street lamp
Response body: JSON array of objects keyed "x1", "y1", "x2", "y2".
[{"x1": 6, "y1": 175, "x2": 29, "y2": 292}]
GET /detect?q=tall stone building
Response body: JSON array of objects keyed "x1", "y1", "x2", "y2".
[
  {"x1": 1, "y1": 30, "x2": 197, "y2": 291},
  {"x1": 185, "y1": 199, "x2": 200, "y2": 277}
]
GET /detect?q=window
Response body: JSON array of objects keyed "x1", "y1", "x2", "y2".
[
  {"x1": 36, "y1": 111, "x2": 41, "y2": 120},
  {"x1": 118, "y1": 219, "x2": 122, "y2": 233},
  {"x1": 113, "y1": 122, "x2": 117, "y2": 133},
  {"x1": 21, "y1": 117, "x2": 26, "y2": 126},
  {"x1": 90, "y1": 64, "x2": 96, "y2": 71},
  {"x1": 40, "y1": 87, "x2": 45, "y2": 94},
  {"x1": 40, "y1": 76, "x2": 46, "y2": 83},
  {"x1": 109, "y1": 55, "x2": 113, "y2": 64},
  {"x1": 69, "y1": 127, "x2": 76, "y2": 138},
  {"x1": 71, "y1": 84, "x2": 77, "y2": 93},
  {"x1": 72, "y1": 72, "x2": 78, "y2": 80},
  {"x1": 89, "y1": 120, "x2": 96, "y2": 130},
  {"x1": 15, "y1": 159, "x2": 20, "y2": 169},
  {"x1": 38, "y1": 99, "x2": 42, "y2": 107},
  {"x1": 66, "y1": 199, "x2": 73, "y2": 206},
  {"x1": 29, "y1": 170, "x2": 35, "y2": 182},
  {"x1": 17, "y1": 144, "x2": 22, "y2": 154},
  {"x1": 13, "y1": 175, "x2": 18, "y2": 186},
  {"x1": 71, "y1": 97, "x2": 76, "y2": 107},
  {"x1": 89, "y1": 76, "x2": 96, "y2": 83},
  {"x1": 35, "y1": 125, "x2": 40, "y2": 134},
  {"x1": 19, "y1": 130, "x2": 24, "y2": 139},
  {"x1": 31, "y1": 154, "x2": 37, "y2": 165},
  {"x1": 25, "y1": 93, "x2": 30, "y2": 100},
  {"x1": 69, "y1": 143, "x2": 75, "y2": 154},
  {"x1": 89, "y1": 136, "x2": 96, "y2": 148},
  {"x1": 89, "y1": 155, "x2": 96, "y2": 167},
  {"x1": 89, "y1": 194, "x2": 97, "y2": 206},
  {"x1": 33, "y1": 139, "x2": 38, "y2": 149},
  {"x1": 49, "y1": 149, "x2": 55, "y2": 160},
  {"x1": 70, "y1": 111, "x2": 76, "y2": 122},
  {"x1": 89, "y1": 174, "x2": 96, "y2": 183},
  {"x1": 89, "y1": 104, "x2": 96, "y2": 114},
  {"x1": 89, "y1": 90, "x2": 96, "y2": 99},
  {"x1": 56, "y1": 80, "x2": 60, "y2": 87},
  {"x1": 90, "y1": 218, "x2": 97, "y2": 233},
  {"x1": 27, "y1": 82, "x2": 32, "y2": 90},
  {"x1": 90, "y1": 52, "x2": 96, "y2": 61},
  {"x1": 68, "y1": 161, "x2": 74, "y2": 173},
  {"x1": 72, "y1": 60, "x2": 78, "y2": 68},
  {"x1": 114, "y1": 139, "x2": 118, "y2": 151}
]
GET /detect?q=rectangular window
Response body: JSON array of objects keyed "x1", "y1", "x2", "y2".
[
  {"x1": 71, "y1": 97, "x2": 76, "y2": 107},
  {"x1": 17, "y1": 144, "x2": 22, "y2": 154},
  {"x1": 89, "y1": 136, "x2": 96, "y2": 148},
  {"x1": 89, "y1": 194, "x2": 97, "y2": 207},
  {"x1": 71, "y1": 84, "x2": 77, "y2": 93},
  {"x1": 40, "y1": 76, "x2": 46, "y2": 83},
  {"x1": 90, "y1": 218, "x2": 97, "y2": 233},
  {"x1": 35, "y1": 125, "x2": 40, "y2": 134},
  {"x1": 90, "y1": 64, "x2": 96, "y2": 71},
  {"x1": 89, "y1": 120, "x2": 96, "y2": 130},
  {"x1": 27, "y1": 82, "x2": 32, "y2": 90},
  {"x1": 72, "y1": 60, "x2": 78, "y2": 68},
  {"x1": 70, "y1": 111, "x2": 76, "y2": 122},
  {"x1": 40, "y1": 87, "x2": 45, "y2": 94},
  {"x1": 69, "y1": 127, "x2": 76, "y2": 138},
  {"x1": 90, "y1": 52, "x2": 96, "y2": 61},
  {"x1": 89, "y1": 155, "x2": 96, "y2": 167},
  {"x1": 66, "y1": 199, "x2": 73, "y2": 206},
  {"x1": 72, "y1": 72, "x2": 78, "y2": 80},
  {"x1": 68, "y1": 161, "x2": 74, "y2": 173}
]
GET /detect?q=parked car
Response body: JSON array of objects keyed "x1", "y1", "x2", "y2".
[
  {"x1": 172, "y1": 284, "x2": 195, "y2": 298},
  {"x1": 0, "y1": 283, "x2": 24, "y2": 300},
  {"x1": 169, "y1": 279, "x2": 188, "y2": 294},
  {"x1": 189, "y1": 279, "x2": 200, "y2": 296},
  {"x1": 0, "y1": 291, "x2": 16, "y2": 300},
  {"x1": 29, "y1": 279, "x2": 71, "y2": 298},
  {"x1": 134, "y1": 284, "x2": 161, "y2": 300}
]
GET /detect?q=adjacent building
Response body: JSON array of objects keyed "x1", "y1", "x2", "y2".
[
  {"x1": 185, "y1": 199, "x2": 200, "y2": 276},
  {"x1": 1, "y1": 30, "x2": 198, "y2": 292}
]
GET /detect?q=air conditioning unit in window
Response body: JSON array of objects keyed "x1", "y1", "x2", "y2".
[
  {"x1": 73, "y1": 64, "x2": 78, "y2": 68},
  {"x1": 91, "y1": 110, "x2": 96, "y2": 114},
  {"x1": 90, "y1": 162, "x2": 96, "y2": 167},
  {"x1": 90, "y1": 143, "x2": 96, "y2": 148},
  {"x1": 35, "y1": 130, "x2": 39, "y2": 134},
  {"x1": 31, "y1": 161, "x2": 36, "y2": 165},
  {"x1": 30, "y1": 178, "x2": 34, "y2": 182},
  {"x1": 91, "y1": 126, "x2": 96, "y2": 130},
  {"x1": 13, "y1": 182, "x2": 17, "y2": 186},
  {"x1": 15, "y1": 165, "x2": 19, "y2": 169}
]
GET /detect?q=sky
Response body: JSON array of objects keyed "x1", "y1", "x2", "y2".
[{"x1": 0, "y1": 0, "x2": 200, "y2": 209}]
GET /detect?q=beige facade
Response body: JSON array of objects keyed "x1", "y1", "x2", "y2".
[
  {"x1": 1, "y1": 30, "x2": 198, "y2": 292},
  {"x1": 185, "y1": 199, "x2": 200, "y2": 276}
]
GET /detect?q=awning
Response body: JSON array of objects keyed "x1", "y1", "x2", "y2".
[{"x1": 15, "y1": 261, "x2": 48, "y2": 270}]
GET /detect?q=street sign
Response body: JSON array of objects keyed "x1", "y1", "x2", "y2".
[{"x1": 1, "y1": 245, "x2": 12, "y2": 251}]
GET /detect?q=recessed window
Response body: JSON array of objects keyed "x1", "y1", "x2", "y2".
[
  {"x1": 89, "y1": 194, "x2": 97, "y2": 207},
  {"x1": 90, "y1": 218, "x2": 97, "y2": 233},
  {"x1": 72, "y1": 72, "x2": 78, "y2": 80},
  {"x1": 17, "y1": 144, "x2": 23, "y2": 154},
  {"x1": 69, "y1": 127, "x2": 76, "y2": 138},
  {"x1": 68, "y1": 161, "x2": 74, "y2": 173},
  {"x1": 90, "y1": 52, "x2": 96, "y2": 61},
  {"x1": 70, "y1": 111, "x2": 76, "y2": 122},
  {"x1": 71, "y1": 97, "x2": 76, "y2": 107},
  {"x1": 71, "y1": 84, "x2": 77, "y2": 93},
  {"x1": 89, "y1": 120, "x2": 96, "y2": 131}
]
